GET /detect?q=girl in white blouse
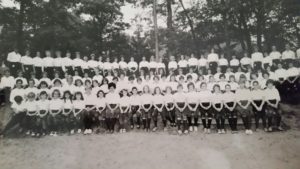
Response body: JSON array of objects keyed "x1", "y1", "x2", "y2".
[
  {"x1": 198, "y1": 82, "x2": 213, "y2": 134},
  {"x1": 36, "y1": 91, "x2": 50, "y2": 136},
  {"x1": 105, "y1": 83, "x2": 120, "y2": 133},
  {"x1": 251, "y1": 81, "x2": 267, "y2": 131},
  {"x1": 152, "y1": 87, "x2": 165, "y2": 132},
  {"x1": 174, "y1": 84, "x2": 188, "y2": 134},
  {"x1": 96, "y1": 90, "x2": 106, "y2": 130},
  {"x1": 264, "y1": 80, "x2": 283, "y2": 131},
  {"x1": 24, "y1": 92, "x2": 38, "y2": 136},
  {"x1": 62, "y1": 91, "x2": 73, "y2": 134},
  {"x1": 186, "y1": 83, "x2": 199, "y2": 132},
  {"x1": 164, "y1": 86, "x2": 176, "y2": 127},
  {"x1": 72, "y1": 92, "x2": 85, "y2": 134},
  {"x1": 223, "y1": 84, "x2": 238, "y2": 133},
  {"x1": 119, "y1": 89, "x2": 130, "y2": 133},
  {"x1": 140, "y1": 85, "x2": 153, "y2": 132},
  {"x1": 212, "y1": 84, "x2": 225, "y2": 134},
  {"x1": 129, "y1": 87, "x2": 142, "y2": 129},
  {"x1": 49, "y1": 89, "x2": 63, "y2": 136}
]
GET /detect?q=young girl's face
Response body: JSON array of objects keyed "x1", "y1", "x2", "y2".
[
  {"x1": 201, "y1": 83, "x2": 207, "y2": 90},
  {"x1": 54, "y1": 81, "x2": 61, "y2": 87},
  {"x1": 267, "y1": 83, "x2": 273, "y2": 89},
  {"x1": 65, "y1": 93, "x2": 70, "y2": 99},
  {"x1": 75, "y1": 71, "x2": 79, "y2": 76},
  {"x1": 122, "y1": 90, "x2": 128, "y2": 96},
  {"x1": 214, "y1": 86, "x2": 221, "y2": 93},
  {"x1": 40, "y1": 94, "x2": 47, "y2": 100},
  {"x1": 177, "y1": 86, "x2": 183, "y2": 92},
  {"x1": 84, "y1": 73, "x2": 89, "y2": 78},
  {"x1": 109, "y1": 86, "x2": 115, "y2": 93},
  {"x1": 188, "y1": 85, "x2": 194, "y2": 92},
  {"x1": 98, "y1": 92, "x2": 104, "y2": 98},
  {"x1": 41, "y1": 83, "x2": 47, "y2": 88},
  {"x1": 225, "y1": 85, "x2": 231, "y2": 92},
  {"x1": 229, "y1": 77, "x2": 235, "y2": 82},
  {"x1": 29, "y1": 81, "x2": 34, "y2": 87},
  {"x1": 132, "y1": 89, "x2": 137, "y2": 95},
  {"x1": 253, "y1": 83, "x2": 259, "y2": 89},
  {"x1": 75, "y1": 94, "x2": 81, "y2": 100},
  {"x1": 93, "y1": 81, "x2": 99, "y2": 87},
  {"x1": 76, "y1": 80, "x2": 82, "y2": 86},
  {"x1": 143, "y1": 86, "x2": 150, "y2": 93},
  {"x1": 154, "y1": 88, "x2": 160, "y2": 95},
  {"x1": 166, "y1": 87, "x2": 172, "y2": 94},
  {"x1": 53, "y1": 91, "x2": 59, "y2": 99}
]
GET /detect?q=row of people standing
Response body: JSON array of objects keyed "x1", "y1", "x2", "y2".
[{"x1": 5, "y1": 44, "x2": 300, "y2": 79}]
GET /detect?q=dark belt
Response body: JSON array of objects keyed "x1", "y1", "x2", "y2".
[
  {"x1": 144, "y1": 104, "x2": 151, "y2": 109},
  {"x1": 189, "y1": 103, "x2": 197, "y2": 109},
  {"x1": 215, "y1": 103, "x2": 221, "y2": 109},
  {"x1": 177, "y1": 102, "x2": 185, "y2": 108},
  {"x1": 109, "y1": 104, "x2": 117, "y2": 109}
]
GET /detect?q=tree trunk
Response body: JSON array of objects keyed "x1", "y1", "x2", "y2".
[
  {"x1": 239, "y1": 9, "x2": 252, "y2": 56},
  {"x1": 17, "y1": 0, "x2": 25, "y2": 54},
  {"x1": 178, "y1": 0, "x2": 197, "y2": 52},
  {"x1": 220, "y1": 0, "x2": 230, "y2": 57},
  {"x1": 153, "y1": 0, "x2": 159, "y2": 60}
]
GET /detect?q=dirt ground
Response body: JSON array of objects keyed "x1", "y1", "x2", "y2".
[{"x1": 0, "y1": 104, "x2": 300, "y2": 169}]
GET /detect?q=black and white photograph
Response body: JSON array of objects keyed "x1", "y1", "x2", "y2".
[{"x1": 0, "y1": 0, "x2": 299, "y2": 169}]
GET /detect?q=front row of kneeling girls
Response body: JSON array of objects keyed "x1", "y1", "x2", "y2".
[{"x1": 1, "y1": 80, "x2": 282, "y2": 137}]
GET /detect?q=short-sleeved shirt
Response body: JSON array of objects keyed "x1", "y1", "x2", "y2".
[
  {"x1": 7, "y1": 52, "x2": 21, "y2": 62},
  {"x1": 43, "y1": 57, "x2": 54, "y2": 67},
  {"x1": 105, "y1": 92, "x2": 120, "y2": 104},
  {"x1": 20, "y1": 56, "x2": 33, "y2": 65},
  {"x1": 119, "y1": 61, "x2": 128, "y2": 69},
  {"x1": 139, "y1": 61, "x2": 150, "y2": 68},
  {"x1": 230, "y1": 59, "x2": 240, "y2": 66},
  {"x1": 32, "y1": 57, "x2": 44, "y2": 67},
  {"x1": 282, "y1": 50, "x2": 296, "y2": 60},
  {"x1": 207, "y1": 53, "x2": 219, "y2": 63},
  {"x1": 178, "y1": 60, "x2": 188, "y2": 68},
  {"x1": 264, "y1": 88, "x2": 280, "y2": 101},
  {"x1": 168, "y1": 61, "x2": 178, "y2": 69},
  {"x1": 188, "y1": 58, "x2": 198, "y2": 66},
  {"x1": 24, "y1": 100, "x2": 38, "y2": 112},
  {"x1": 37, "y1": 100, "x2": 50, "y2": 111},
  {"x1": 0, "y1": 76, "x2": 15, "y2": 88},
  {"x1": 219, "y1": 58, "x2": 228, "y2": 66},
  {"x1": 11, "y1": 102, "x2": 25, "y2": 113},
  {"x1": 49, "y1": 99, "x2": 63, "y2": 110}
]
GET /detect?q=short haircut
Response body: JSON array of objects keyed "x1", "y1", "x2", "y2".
[
  {"x1": 14, "y1": 96, "x2": 23, "y2": 103},
  {"x1": 108, "y1": 82, "x2": 116, "y2": 89}
]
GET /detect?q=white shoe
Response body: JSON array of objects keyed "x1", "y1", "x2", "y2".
[
  {"x1": 218, "y1": 130, "x2": 222, "y2": 134},
  {"x1": 152, "y1": 127, "x2": 157, "y2": 132},
  {"x1": 163, "y1": 127, "x2": 168, "y2": 132},
  {"x1": 120, "y1": 129, "x2": 123, "y2": 133},
  {"x1": 49, "y1": 132, "x2": 54, "y2": 136},
  {"x1": 77, "y1": 129, "x2": 82, "y2": 134},
  {"x1": 245, "y1": 130, "x2": 249, "y2": 134},
  {"x1": 248, "y1": 130, "x2": 253, "y2": 135},
  {"x1": 84, "y1": 129, "x2": 88, "y2": 135},
  {"x1": 189, "y1": 126, "x2": 193, "y2": 132},
  {"x1": 194, "y1": 126, "x2": 198, "y2": 132},
  {"x1": 26, "y1": 131, "x2": 30, "y2": 135},
  {"x1": 178, "y1": 130, "x2": 182, "y2": 134},
  {"x1": 123, "y1": 129, "x2": 126, "y2": 133},
  {"x1": 221, "y1": 129, "x2": 226, "y2": 134},
  {"x1": 207, "y1": 129, "x2": 211, "y2": 134},
  {"x1": 184, "y1": 130, "x2": 189, "y2": 134},
  {"x1": 70, "y1": 130, "x2": 74, "y2": 134},
  {"x1": 53, "y1": 132, "x2": 58, "y2": 137},
  {"x1": 89, "y1": 129, "x2": 93, "y2": 134},
  {"x1": 31, "y1": 132, "x2": 35, "y2": 137}
]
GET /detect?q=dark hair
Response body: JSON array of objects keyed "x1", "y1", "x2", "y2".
[
  {"x1": 74, "y1": 91, "x2": 84, "y2": 100},
  {"x1": 63, "y1": 90, "x2": 72, "y2": 102},
  {"x1": 52, "y1": 89, "x2": 61, "y2": 98},
  {"x1": 96, "y1": 90, "x2": 105, "y2": 98},
  {"x1": 38, "y1": 81, "x2": 48, "y2": 89},
  {"x1": 53, "y1": 79, "x2": 62, "y2": 85},
  {"x1": 14, "y1": 96, "x2": 23, "y2": 103},
  {"x1": 16, "y1": 79, "x2": 23, "y2": 84},
  {"x1": 39, "y1": 91, "x2": 48, "y2": 98},
  {"x1": 108, "y1": 82, "x2": 116, "y2": 89},
  {"x1": 266, "y1": 79, "x2": 274, "y2": 86}
]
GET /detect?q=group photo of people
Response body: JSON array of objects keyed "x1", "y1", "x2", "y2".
[{"x1": 1, "y1": 44, "x2": 299, "y2": 137}]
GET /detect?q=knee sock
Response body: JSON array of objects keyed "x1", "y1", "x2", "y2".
[
  {"x1": 268, "y1": 117, "x2": 273, "y2": 128},
  {"x1": 177, "y1": 120, "x2": 181, "y2": 130},
  {"x1": 216, "y1": 119, "x2": 220, "y2": 129},
  {"x1": 142, "y1": 119, "x2": 147, "y2": 129},
  {"x1": 183, "y1": 120, "x2": 188, "y2": 131},
  {"x1": 137, "y1": 116, "x2": 141, "y2": 126},
  {"x1": 233, "y1": 118, "x2": 238, "y2": 130},
  {"x1": 228, "y1": 118, "x2": 233, "y2": 130},
  {"x1": 242, "y1": 117, "x2": 248, "y2": 129},
  {"x1": 162, "y1": 120, "x2": 167, "y2": 127},
  {"x1": 276, "y1": 115, "x2": 281, "y2": 127},
  {"x1": 207, "y1": 119, "x2": 212, "y2": 129},
  {"x1": 147, "y1": 118, "x2": 151, "y2": 129},
  {"x1": 221, "y1": 118, "x2": 225, "y2": 129},
  {"x1": 194, "y1": 117, "x2": 198, "y2": 127},
  {"x1": 130, "y1": 116, "x2": 134, "y2": 126},
  {"x1": 202, "y1": 119, "x2": 207, "y2": 129},
  {"x1": 187, "y1": 117, "x2": 192, "y2": 127}
]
